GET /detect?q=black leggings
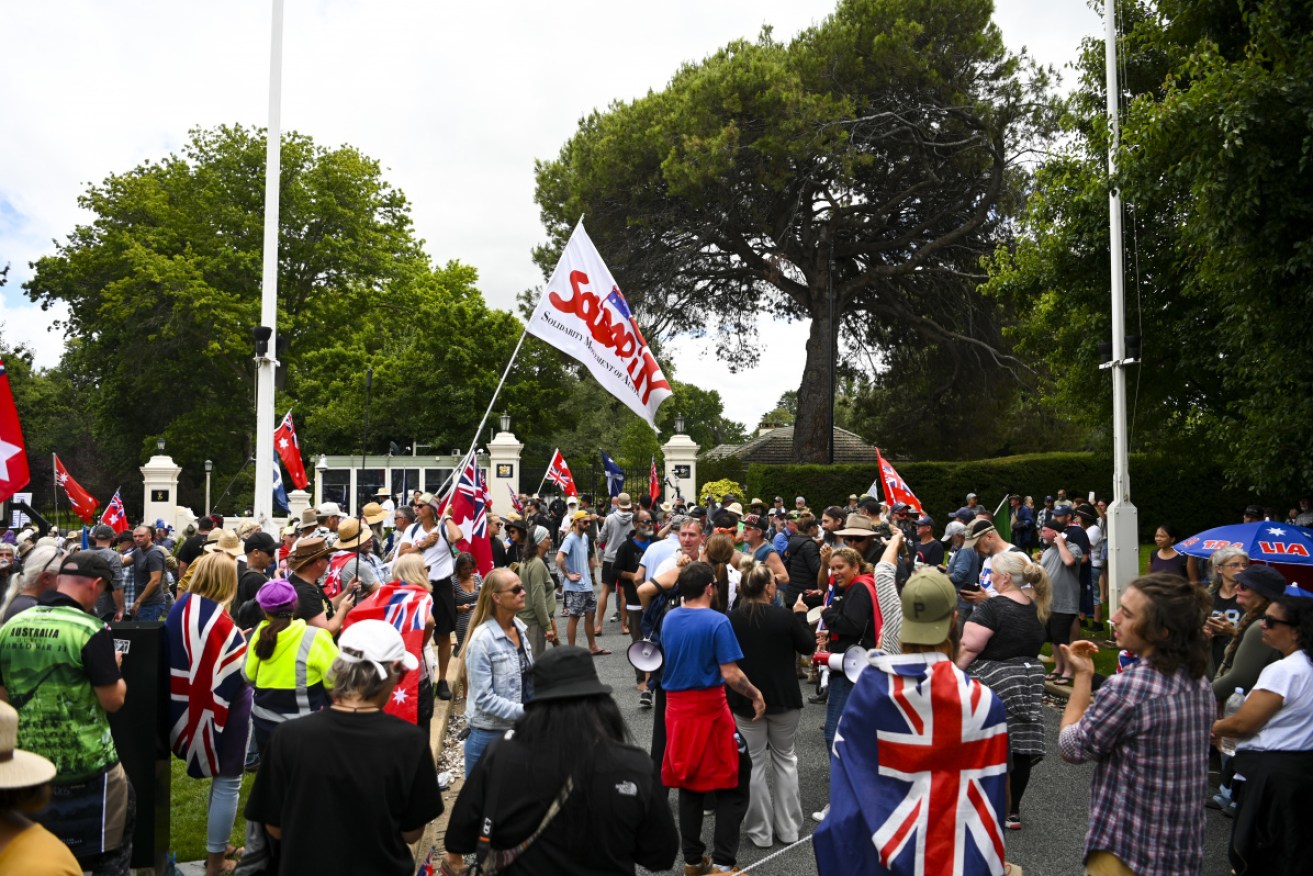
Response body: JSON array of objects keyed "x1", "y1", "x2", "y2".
[{"x1": 1011, "y1": 753, "x2": 1037, "y2": 815}]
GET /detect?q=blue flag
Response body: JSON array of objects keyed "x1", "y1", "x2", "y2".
[
  {"x1": 814, "y1": 653, "x2": 1009, "y2": 876},
  {"x1": 272, "y1": 453, "x2": 290, "y2": 514},
  {"x1": 600, "y1": 451, "x2": 626, "y2": 498}
]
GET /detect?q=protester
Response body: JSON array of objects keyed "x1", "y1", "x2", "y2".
[
  {"x1": 87, "y1": 525, "x2": 126, "y2": 623},
  {"x1": 1210, "y1": 591, "x2": 1313, "y2": 874},
  {"x1": 1203, "y1": 544, "x2": 1244, "y2": 673},
  {"x1": 726, "y1": 563, "x2": 815, "y2": 848},
  {"x1": 1213, "y1": 562, "x2": 1282, "y2": 702},
  {"x1": 343, "y1": 553, "x2": 436, "y2": 731},
  {"x1": 164, "y1": 551, "x2": 250, "y2": 876},
  {"x1": 462, "y1": 568, "x2": 534, "y2": 777},
  {"x1": 660, "y1": 561, "x2": 764, "y2": 875},
  {"x1": 233, "y1": 531, "x2": 277, "y2": 630},
  {"x1": 1038, "y1": 515, "x2": 1084, "y2": 685},
  {"x1": 956, "y1": 549, "x2": 1051, "y2": 830},
  {"x1": 452, "y1": 552, "x2": 482, "y2": 654},
  {"x1": 0, "y1": 543, "x2": 62, "y2": 623},
  {"x1": 444, "y1": 646, "x2": 678, "y2": 875},
  {"x1": 557, "y1": 510, "x2": 604, "y2": 653},
  {"x1": 508, "y1": 521, "x2": 557, "y2": 656},
  {"x1": 783, "y1": 513, "x2": 822, "y2": 609},
  {"x1": 596, "y1": 492, "x2": 635, "y2": 636},
  {"x1": 397, "y1": 493, "x2": 464, "y2": 700},
  {"x1": 0, "y1": 552, "x2": 131, "y2": 874},
  {"x1": 1059, "y1": 573, "x2": 1215, "y2": 876},
  {"x1": 0, "y1": 699, "x2": 82, "y2": 875},
  {"x1": 814, "y1": 567, "x2": 1009, "y2": 876},
  {"x1": 1147, "y1": 523, "x2": 1189, "y2": 578},
  {"x1": 244, "y1": 620, "x2": 442, "y2": 876},
  {"x1": 127, "y1": 524, "x2": 169, "y2": 621},
  {"x1": 613, "y1": 511, "x2": 655, "y2": 703}
]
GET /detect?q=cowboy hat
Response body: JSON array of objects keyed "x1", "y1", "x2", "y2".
[{"x1": 287, "y1": 537, "x2": 333, "y2": 571}]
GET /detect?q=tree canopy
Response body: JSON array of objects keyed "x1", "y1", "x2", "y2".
[
  {"x1": 983, "y1": 0, "x2": 1313, "y2": 493},
  {"x1": 534, "y1": 0, "x2": 1051, "y2": 462}
]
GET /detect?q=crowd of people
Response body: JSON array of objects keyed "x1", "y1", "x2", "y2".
[{"x1": 0, "y1": 486, "x2": 1309, "y2": 874}]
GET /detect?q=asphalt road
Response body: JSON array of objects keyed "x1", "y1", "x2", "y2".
[{"x1": 581, "y1": 619, "x2": 1236, "y2": 875}]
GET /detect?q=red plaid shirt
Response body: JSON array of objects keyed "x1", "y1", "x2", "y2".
[{"x1": 1059, "y1": 661, "x2": 1214, "y2": 876}]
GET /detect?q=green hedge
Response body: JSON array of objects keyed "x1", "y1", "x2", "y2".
[{"x1": 742, "y1": 452, "x2": 1282, "y2": 540}]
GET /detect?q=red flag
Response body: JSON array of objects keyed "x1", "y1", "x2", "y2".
[
  {"x1": 649, "y1": 456, "x2": 660, "y2": 502},
  {"x1": 451, "y1": 459, "x2": 493, "y2": 575},
  {"x1": 100, "y1": 489, "x2": 130, "y2": 534},
  {"x1": 876, "y1": 448, "x2": 923, "y2": 515},
  {"x1": 340, "y1": 583, "x2": 432, "y2": 724},
  {"x1": 0, "y1": 358, "x2": 30, "y2": 503},
  {"x1": 273, "y1": 410, "x2": 309, "y2": 490},
  {"x1": 54, "y1": 454, "x2": 98, "y2": 523},
  {"x1": 545, "y1": 449, "x2": 578, "y2": 497}
]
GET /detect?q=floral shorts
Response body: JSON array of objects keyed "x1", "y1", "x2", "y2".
[{"x1": 564, "y1": 589, "x2": 597, "y2": 617}]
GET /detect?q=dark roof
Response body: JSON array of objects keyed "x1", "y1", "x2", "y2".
[{"x1": 702, "y1": 426, "x2": 877, "y2": 464}]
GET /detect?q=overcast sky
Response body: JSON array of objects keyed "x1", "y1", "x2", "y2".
[{"x1": 0, "y1": 0, "x2": 1100, "y2": 432}]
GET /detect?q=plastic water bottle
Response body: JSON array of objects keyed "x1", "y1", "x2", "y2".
[{"x1": 1220, "y1": 687, "x2": 1246, "y2": 756}]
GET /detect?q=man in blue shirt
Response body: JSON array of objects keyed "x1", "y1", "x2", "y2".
[{"x1": 556, "y1": 510, "x2": 605, "y2": 654}]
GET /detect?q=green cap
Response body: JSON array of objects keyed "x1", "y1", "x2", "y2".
[{"x1": 899, "y1": 568, "x2": 957, "y2": 645}]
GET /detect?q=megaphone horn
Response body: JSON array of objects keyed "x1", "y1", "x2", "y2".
[{"x1": 627, "y1": 638, "x2": 664, "y2": 673}]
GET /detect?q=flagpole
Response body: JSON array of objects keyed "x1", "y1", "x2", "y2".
[
  {"x1": 534, "y1": 449, "x2": 555, "y2": 498},
  {"x1": 253, "y1": 0, "x2": 285, "y2": 523},
  {"x1": 51, "y1": 453, "x2": 58, "y2": 528}
]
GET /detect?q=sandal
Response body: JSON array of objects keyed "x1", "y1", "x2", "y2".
[
  {"x1": 1044, "y1": 671, "x2": 1063, "y2": 681},
  {"x1": 1052, "y1": 676, "x2": 1074, "y2": 687},
  {"x1": 590, "y1": 648, "x2": 612, "y2": 656}
]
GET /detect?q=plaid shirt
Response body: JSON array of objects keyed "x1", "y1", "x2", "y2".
[{"x1": 1059, "y1": 661, "x2": 1214, "y2": 876}]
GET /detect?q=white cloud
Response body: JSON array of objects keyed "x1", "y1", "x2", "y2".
[{"x1": 1, "y1": 0, "x2": 1099, "y2": 421}]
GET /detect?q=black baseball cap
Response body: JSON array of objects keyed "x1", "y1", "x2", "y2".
[{"x1": 59, "y1": 553, "x2": 115, "y2": 585}]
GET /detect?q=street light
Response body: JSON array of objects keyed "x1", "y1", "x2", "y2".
[
  {"x1": 500, "y1": 412, "x2": 511, "y2": 433},
  {"x1": 156, "y1": 436, "x2": 166, "y2": 453},
  {"x1": 204, "y1": 459, "x2": 213, "y2": 516},
  {"x1": 675, "y1": 413, "x2": 685, "y2": 434}
]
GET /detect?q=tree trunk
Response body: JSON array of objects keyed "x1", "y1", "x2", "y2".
[{"x1": 792, "y1": 282, "x2": 834, "y2": 464}]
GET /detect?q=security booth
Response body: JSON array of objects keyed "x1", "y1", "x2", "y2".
[
  {"x1": 107, "y1": 620, "x2": 170, "y2": 873},
  {"x1": 311, "y1": 450, "x2": 486, "y2": 512}
]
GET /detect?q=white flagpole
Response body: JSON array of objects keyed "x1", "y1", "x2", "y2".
[
  {"x1": 534, "y1": 449, "x2": 557, "y2": 498},
  {"x1": 51, "y1": 453, "x2": 58, "y2": 525},
  {"x1": 253, "y1": 0, "x2": 284, "y2": 522}
]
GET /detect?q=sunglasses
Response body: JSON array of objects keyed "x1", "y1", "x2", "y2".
[
  {"x1": 1261, "y1": 614, "x2": 1296, "y2": 628},
  {"x1": 500, "y1": 584, "x2": 525, "y2": 596}
]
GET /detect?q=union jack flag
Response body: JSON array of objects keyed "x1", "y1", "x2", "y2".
[
  {"x1": 343, "y1": 582, "x2": 432, "y2": 723},
  {"x1": 508, "y1": 484, "x2": 524, "y2": 514},
  {"x1": 875, "y1": 448, "x2": 923, "y2": 514},
  {"x1": 99, "y1": 488, "x2": 130, "y2": 534},
  {"x1": 165, "y1": 592, "x2": 249, "y2": 779},
  {"x1": 815, "y1": 653, "x2": 1008, "y2": 876},
  {"x1": 545, "y1": 448, "x2": 577, "y2": 497},
  {"x1": 452, "y1": 457, "x2": 493, "y2": 574}
]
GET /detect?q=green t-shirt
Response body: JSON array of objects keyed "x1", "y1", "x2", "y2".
[{"x1": 0, "y1": 602, "x2": 120, "y2": 782}]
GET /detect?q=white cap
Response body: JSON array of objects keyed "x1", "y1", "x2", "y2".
[
  {"x1": 942, "y1": 520, "x2": 967, "y2": 542},
  {"x1": 316, "y1": 502, "x2": 345, "y2": 517},
  {"x1": 337, "y1": 620, "x2": 418, "y2": 678}
]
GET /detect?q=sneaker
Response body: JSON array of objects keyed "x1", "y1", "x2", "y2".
[
  {"x1": 611, "y1": 612, "x2": 620, "y2": 622},
  {"x1": 711, "y1": 866, "x2": 741, "y2": 873},
  {"x1": 808, "y1": 691, "x2": 828, "y2": 705},
  {"x1": 244, "y1": 757, "x2": 261, "y2": 774},
  {"x1": 436, "y1": 680, "x2": 452, "y2": 701},
  {"x1": 683, "y1": 855, "x2": 712, "y2": 876},
  {"x1": 1005, "y1": 814, "x2": 1021, "y2": 830},
  {"x1": 1221, "y1": 801, "x2": 1237, "y2": 819},
  {"x1": 811, "y1": 804, "x2": 829, "y2": 822},
  {"x1": 639, "y1": 690, "x2": 653, "y2": 709}
]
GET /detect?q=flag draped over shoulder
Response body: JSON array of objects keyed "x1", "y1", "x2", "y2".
[
  {"x1": 99, "y1": 489, "x2": 129, "y2": 534},
  {"x1": 273, "y1": 410, "x2": 309, "y2": 490},
  {"x1": 166, "y1": 593, "x2": 249, "y2": 779},
  {"x1": 451, "y1": 458, "x2": 493, "y2": 575},
  {"x1": 875, "y1": 449, "x2": 923, "y2": 514},
  {"x1": 0, "y1": 358, "x2": 30, "y2": 503},
  {"x1": 525, "y1": 222, "x2": 672, "y2": 429},
  {"x1": 545, "y1": 449, "x2": 578, "y2": 497},
  {"x1": 814, "y1": 653, "x2": 1008, "y2": 876},
  {"x1": 54, "y1": 454, "x2": 98, "y2": 523},
  {"x1": 343, "y1": 583, "x2": 433, "y2": 724}
]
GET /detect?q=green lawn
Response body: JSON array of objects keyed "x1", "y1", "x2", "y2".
[{"x1": 170, "y1": 758, "x2": 255, "y2": 862}]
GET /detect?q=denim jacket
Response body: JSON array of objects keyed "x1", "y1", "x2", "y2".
[{"x1": 463, "y1": 617, "x2": 532, "y2": 731}]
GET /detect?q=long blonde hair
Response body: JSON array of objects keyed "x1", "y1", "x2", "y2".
[
  {"x1": 187, "y1": 552, "x2": 238, "y2": 610},
  {"x1": 391, "y1": 553, "x2": 432, "y2": 590},
  {"x1": 466, "y1": 567, "x2": 516, "y2": 633},
  {"x1": 990, "y1": 550, "x2": 1052, "y2": 624}
]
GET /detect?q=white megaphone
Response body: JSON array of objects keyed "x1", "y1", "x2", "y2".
[
  {"x1": 627, "y1": 638, "x2": 664, "y2": 673},
  {"x1": 812, "y1": 645, "x2": 870, "y2": 684}
]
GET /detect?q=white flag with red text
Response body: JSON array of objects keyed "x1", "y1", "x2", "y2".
[{"x1": 526, "y1": 222, "x2": 673, "y2": 429}]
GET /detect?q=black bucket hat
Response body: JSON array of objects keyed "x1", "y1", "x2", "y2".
[{"x1": 528, "y1": 646, "x2": 613, "y2": 704}]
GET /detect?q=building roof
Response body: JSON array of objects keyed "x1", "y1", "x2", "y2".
[{"x1": 701, "y1": 426, "x2": 877, "y2": 464}]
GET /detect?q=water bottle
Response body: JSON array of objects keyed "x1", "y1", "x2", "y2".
[{"x1": 1219, "y1": 687, "x2": 1245, "y2": 756}]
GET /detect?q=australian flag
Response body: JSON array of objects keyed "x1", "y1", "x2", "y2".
[
  {"x1": 601, "y1": 451, "x2": 626, "y2": 498},
  {"x1": 815, "y1": 653, "x2": 1009, "y2": 876}
]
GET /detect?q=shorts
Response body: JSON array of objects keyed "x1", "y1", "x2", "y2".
[
  {"x1": 601, "y1": 561, "x2": 618, "y2": 587},
  {"x1": 1047, "y1": 612, "x2": 1079, "y2": 647},
  {"x1": 431, "y1": 576, "x2": 456, "y2": 636},
  {"x1": 564, "y1": 590, "x2": 597, "y2": 618}
]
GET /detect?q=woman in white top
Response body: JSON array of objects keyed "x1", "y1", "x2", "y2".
[{"x1": 1210, "y1": 589, "x2": 1313, "y2": 875}]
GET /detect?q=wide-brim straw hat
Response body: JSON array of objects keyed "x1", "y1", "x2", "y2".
[
  {"x1": 0, "y1": 700, "x2": 57, "y2": 789},
  {"x1": 204, "y1": 529, "x2": 242, "y2": 558},
  {"x1": 334, "y1": 518, "x2": 374, "y2": 551},
  {"x1": 361, "y1": 502, "x2": 387, "y2": 525}
]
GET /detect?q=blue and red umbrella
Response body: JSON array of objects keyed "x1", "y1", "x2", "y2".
[{"x1": 1177, "y1": 522, "x2": 1313, "y2": 589}]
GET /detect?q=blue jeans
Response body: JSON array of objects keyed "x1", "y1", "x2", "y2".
[
  {"x1": 207, "y1": 774, "x2": 243, "y2": 854},
  {"x1": 464, "y1": 727, "x2": 505, "y2": 778},
  {"x1": 823, "y1": 673, "x2": 854, "y2": 753},
  {"x1": 133, "y1": 602, "x2": 166, "y2": 622}
]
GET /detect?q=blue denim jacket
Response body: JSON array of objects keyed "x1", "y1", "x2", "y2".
[{"x1": 463, "y1": 617, "x2": 532, "y2": 730}]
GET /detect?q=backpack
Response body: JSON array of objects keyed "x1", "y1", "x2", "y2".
[{"x1": 639, "y1": 582, "x2": 680, "y2": 647}]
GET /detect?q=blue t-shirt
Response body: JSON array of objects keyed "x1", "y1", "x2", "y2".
[
  {"x1": 772, "y1": 531, "x2": 789, "y2": 554},
  {"x1": 661, "y1": 607, "x2": 743, "y2": 692},
  {"x1": 559, "y1": 532, "x2": 593, "y2": 592}
]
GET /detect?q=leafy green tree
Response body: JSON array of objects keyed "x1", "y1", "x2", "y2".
[
  {"x1": 984, "y1": 0, "x2": 1313, "y2": 492},
  {"x1": 534, "y1": 0, "x2": 1050, "y2": 463}
]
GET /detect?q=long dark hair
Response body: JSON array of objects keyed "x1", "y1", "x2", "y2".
[
  {"x1": 513, "y1": 695, "x2": 632, "y2": 849},
  {"x1": 255, "y1": 610, "x2": 294, "y2": 660},
  {"x1": 1130, "y1": 574, "x2": 1211, "y2": 679},
  {"x1": 1274, "y1": 595, "x2": 1313, "y2": 662}
]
